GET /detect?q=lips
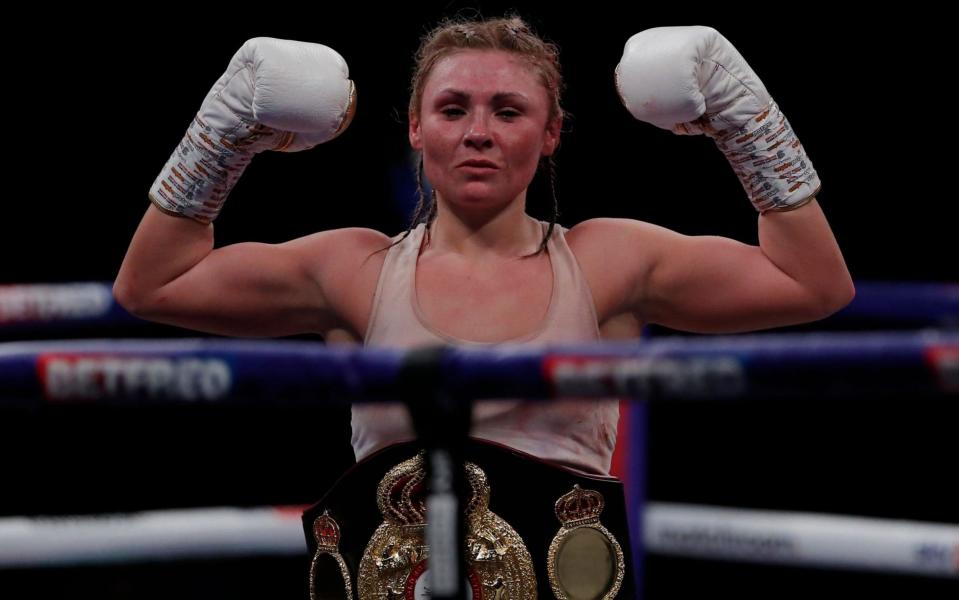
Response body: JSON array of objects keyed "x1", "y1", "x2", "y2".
[{"x1": 458, "y1": 159, "x2": 499, "y2": 169}]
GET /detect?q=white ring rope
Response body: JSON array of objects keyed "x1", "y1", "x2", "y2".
[
  {"x1": 643, "y1": 503, "x2": 958, "y2": 578},
  {"x1": 1, "y1": 504, "x2": 955, "y2": 577}
]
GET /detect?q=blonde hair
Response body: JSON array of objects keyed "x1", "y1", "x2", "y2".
[{"x1": 409, "y1": 15, "x2": 565, "y2": 125}]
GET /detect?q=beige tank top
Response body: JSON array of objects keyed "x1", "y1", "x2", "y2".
[{"x1": 352, "y1": 220, "x2": 619, "y2": 475}]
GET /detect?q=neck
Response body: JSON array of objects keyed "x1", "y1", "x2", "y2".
[{"x1": 426, "y1": 191, "x2": 543, "y2": 259}]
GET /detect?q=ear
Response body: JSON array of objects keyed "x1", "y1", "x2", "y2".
[
  {"x1": 409, "y1": 111, "x2": 422, "y2": 150},
  {"x1": 541, "y1": 116, "x2": 562, "y2": 157}
]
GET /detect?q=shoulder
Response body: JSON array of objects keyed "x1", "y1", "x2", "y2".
[
  {"x1": 285, "y1": 226, "x2": 395, "y2": 272},
  {"x1": 565, "y1": 217, "x2": 670, "y2": 244},
  {"x1": 329, "y1": 226, "x2": 397, "y2": 249},
  {"x1": 566, "y1": 217, "x2": 682, "y2": 265},
  {"x1": 291, "y1": 227, "x2": 397, "y2": 339},
  {"x1": 564, "y1": 218, "x2": 672, "y2": 323}
]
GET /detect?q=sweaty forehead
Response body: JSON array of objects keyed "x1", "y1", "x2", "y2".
[{"x1": 424, "y1": 50, "x2": 542, "y2": 98}]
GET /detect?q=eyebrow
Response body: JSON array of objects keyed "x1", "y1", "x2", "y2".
[{"x1": 435, "y1": 88, "x2": 530, "y2": 103}]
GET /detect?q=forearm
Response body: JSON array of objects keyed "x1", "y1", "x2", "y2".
[
  {"x1": 757, "y1": 199, "x2": 855, "y2": 310},
  {"x1": 114, "y1": 38, "x2": 354, "y2": 323},
  {"x1": 113, "y1": 205, "x2": 213, "y2": 310}
]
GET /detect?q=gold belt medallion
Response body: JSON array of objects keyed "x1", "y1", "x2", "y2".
[
  {"x1": 357, "y1": 451, "x2": 537, "y2": 599},
  {"x1": 547, "y1": 485, "x2": 625, "y2": 600}
]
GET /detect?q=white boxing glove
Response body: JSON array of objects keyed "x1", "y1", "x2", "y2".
[
  {"x1": 149, "y1": 37, "x2": 357, "y2": 223},
  {"x1": 616, "y1": 26, "x2": 820, "y2": 213}
]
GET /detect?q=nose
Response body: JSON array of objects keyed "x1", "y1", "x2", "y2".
[{"x1": 464, "y1": 113, "x2": 493, "y2": 149}]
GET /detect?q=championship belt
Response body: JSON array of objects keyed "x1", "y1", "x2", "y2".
[
  {"x1": 302, "y1": 439, "x2": 635, "y2": 599},
  {"x1": 357, "y1": 451, "x2": 536, "y2": 599}
]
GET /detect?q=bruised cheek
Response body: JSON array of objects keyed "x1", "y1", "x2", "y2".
[{"x1": 421, "y1": 123, "x2": 458, "y2": 162}]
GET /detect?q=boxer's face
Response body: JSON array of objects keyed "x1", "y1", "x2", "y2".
[{"x1": 410, "y1": 50, "x2": 560, "y2": 210}]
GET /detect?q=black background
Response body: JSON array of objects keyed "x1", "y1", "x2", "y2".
[{"x1": 2, "y1": 3, "x2": 955, "y2": 598}]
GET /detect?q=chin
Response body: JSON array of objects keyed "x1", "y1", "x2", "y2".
[
  {"x1": 469, "y1": 184, "x2": 523, "y2": 200},
  {"x1": 455, "y1": 193, "x2": 516, "y2": 209}
]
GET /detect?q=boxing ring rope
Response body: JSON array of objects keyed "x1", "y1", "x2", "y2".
[
  {"x1": 1, "y1": 330, "x2": 956, "y2": 582},
  {"x1": 0, "y1": 283, "x2": 141, "y2": 334},
  {"x1": 1, "y1": 502, "x2": 956, "y2": 577},
  {"x1": 0, "y1": 330, "x2": 955, "y2": 408}
]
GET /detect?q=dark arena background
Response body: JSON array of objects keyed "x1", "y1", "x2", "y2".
[{"x1": 2, "y1": 3, "x2": 955, "y2": 599}]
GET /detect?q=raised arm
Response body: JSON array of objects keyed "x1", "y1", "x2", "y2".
[
  {"x1": 113, "y1": 37, "x2": 364, "y2": 337},
  {"x1": 114, "y1": 208, "x2": 388, "y2": 337},
  {"x1": 571, "y1": 26, "x2": 853, "y2": 334}
]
